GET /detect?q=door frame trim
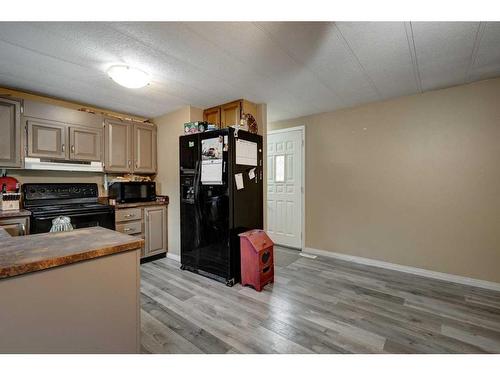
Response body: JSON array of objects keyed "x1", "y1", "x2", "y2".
[{"x1": 267, "y1": 125, "x2": 305, "y2": 250}]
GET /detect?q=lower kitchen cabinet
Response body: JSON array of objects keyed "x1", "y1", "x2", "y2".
[
  {"x1": 0, "y1": 215, "x2": 30, "y2": 236},
  {"x1": 144, "y1": 205, "x2": 167, "y2": 257},
  {"x1": 114, "y1": 203, "x2": 167, "y2": 259}
]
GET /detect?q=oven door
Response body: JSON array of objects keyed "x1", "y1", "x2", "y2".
[{"x1": 30, "y1": 210, "x2": 115, "y2": 234}]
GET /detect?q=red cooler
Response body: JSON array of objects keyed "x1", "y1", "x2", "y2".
[{"x1": 239, "y1": 229, "x2": 274, "y2": 291}]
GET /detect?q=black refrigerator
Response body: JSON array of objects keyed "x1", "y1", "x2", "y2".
[{"x1": 179, "y1": 128, "x2": 263, "y2": 286}]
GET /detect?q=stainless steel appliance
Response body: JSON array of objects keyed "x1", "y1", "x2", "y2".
[
  {"x1": 108, "y1": 181, "x2": 156, "y2": 203},
  {"x1": 22, "y1": 183, "x2": 115, "y2": 234}
]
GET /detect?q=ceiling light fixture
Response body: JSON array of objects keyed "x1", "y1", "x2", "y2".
[{"x1": 107, "y1": 65, "x2": 150, "y2": 89}]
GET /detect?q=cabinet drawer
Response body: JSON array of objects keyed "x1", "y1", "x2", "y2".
[
  {"x1": 115, "y1": 208, "x2": 142, "y2": 222},
  {"x1": 115, "y1": 220, "x2": 142, "y2": 235}
]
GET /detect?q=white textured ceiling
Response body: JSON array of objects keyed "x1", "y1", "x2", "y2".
[{"x1": 0, "y1": 22, "x2": 498, "y2": 122}]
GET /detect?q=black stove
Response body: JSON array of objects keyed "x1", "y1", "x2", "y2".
[{"x1": 23, "y1": 183, "x2": 115, "y2": 234}]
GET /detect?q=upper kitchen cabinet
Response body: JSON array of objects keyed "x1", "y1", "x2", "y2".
[
  {"x1": 221, "y1": 100, "x2": 241, "y2": 128},
  {"x1": 24, "y1": 100, "x2": 104, "y2": 162},
  {"x1": 27, "y1": 119, "x2": 68, "y2": 160},
  {"x1": 0, "y1": 97, "x2": 22, "y2": 168},
  {"x1": 104, "y1": 119, "x2": 133, "y2": 173},
  {"x1": 204, "y1": 99, "x2": 258, "y2": 129},
  {"x1": 133, "y1": 123, "x2": 157, "y2": 174},
  {"x1": 203, "y1": 106, "x2": 221, "y2": 126},
  {"x1": 104, "y1": 118, "x2": 157, "y2": 174},
  {"x1": 70, "y1": 126, "x2": 102, "y2": 161}
]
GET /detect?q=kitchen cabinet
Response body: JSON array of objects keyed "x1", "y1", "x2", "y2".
[
  {"x1": 203, "y1": 106, "x2": 221, "y2": 126},
  {"x1": 104, "y1": 119, "x2": 157, "y2": 174},
  {"x1": 144, "y1": 205, "x2": 167, "y2": 257},
  {"x1": 104, "y1": 119, "x2": 132, "y2": 172},
  {"x1": 70, "y1": 126, "x2": 102, "y2": 161},
  {"x1": 203, "y1": 99, "x2": 257, "y2": 129},
  {"x1": 133, "y1": 123, "x2": 157, "y2": 174},
  {"x1": 27, "y1": 119, "x2": 68, "y2": 160},
  {"x1": 114, "y1": 203, "x2": 167, "y2": 259},
  {"x1": 220, "y1": 100, "x2": 242, "y2": 128},
  {"x1": 0, "y1": 216, "x2": 29, "y2": 236},
  {"x1": 27, "y1": 119, "x2": 103, "y2": 162},
  {"x1": 0, "y1": 97, "x2": 22, "y2": 168}
]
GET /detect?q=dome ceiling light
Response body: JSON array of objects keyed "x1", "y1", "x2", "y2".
[{"x1": 107, "y1": 65, "x2": 150, "y2": 89}]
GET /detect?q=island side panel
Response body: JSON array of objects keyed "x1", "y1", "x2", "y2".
[{"x1": 0, "y1": 249, "x2": 140, "y2": 354}]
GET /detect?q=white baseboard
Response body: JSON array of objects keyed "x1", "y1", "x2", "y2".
[
  {"x1": 303, "y1": 247, "x2": 500, "y2": 292},
  {"x1": 166, "y1": 252, "x2": 181, "y2": 263}
]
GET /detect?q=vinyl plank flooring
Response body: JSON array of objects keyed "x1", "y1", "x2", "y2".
[{"x1": 140, "y1": 247, "x2": 500, "y2": 354}]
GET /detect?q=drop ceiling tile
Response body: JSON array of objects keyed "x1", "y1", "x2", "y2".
[
  {"x1": 469, "y1": 22, "x2": 500, "y2": 81},
  {"x1": 412, "y1": 22, "x2": 479, "y2": 91},
  {"x1": 336, "y1": 22, "x2": 418, "y2": 99}
]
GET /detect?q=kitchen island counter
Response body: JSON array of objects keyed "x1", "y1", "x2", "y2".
[
  {"x1": 0, "y1": 226, "x2": 142, "y2": 353},
  {"x1": 0, "y1": 226, "x2": 143, "y2": 279}
]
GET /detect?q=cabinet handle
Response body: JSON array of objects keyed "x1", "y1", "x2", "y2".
[
  {"x1": 128, "y1": 160, "x2": 131, "y2": 167},
  {"x1": 123, "y1": 228, "x2": 131, "y2": 232},
  {"x1": 124, "y1": 214, "x2": 135, "y2": 218},
  {"x1": 20, "y1": 223, "x2": 26, "y2": 236},
  {"x1": 71, "y1": 145, "x2": 75, "y2": 153},
  {"x1": 62, "y1": 144, "x2": 65, "y2": 152},
  {"x1": 135, "y1": 161, "x2": 138, "y2": 169}
]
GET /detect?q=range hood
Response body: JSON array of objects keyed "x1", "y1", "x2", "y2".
[{"x1": 24, "y1": 157, "x2": 104, "y2": 172}]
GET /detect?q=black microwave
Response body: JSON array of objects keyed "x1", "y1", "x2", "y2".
[{"x1": 108, "y1": 181, "x2": 156, "y2": 203}]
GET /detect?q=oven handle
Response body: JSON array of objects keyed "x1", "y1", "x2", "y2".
[{"x1": 35, "y1": 211, "x2": 113, "y2": 220}]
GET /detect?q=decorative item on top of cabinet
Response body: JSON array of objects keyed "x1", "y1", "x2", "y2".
[{"x1": 0, "y1": 97, "x2": 22, "y2": 168}]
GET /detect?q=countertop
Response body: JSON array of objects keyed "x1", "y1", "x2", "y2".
[
  {"x1": 0, "y1": 209, "x2": 31, "y2": 219},
  {"x1": 0, "y1": 227, "x2": 143, "y2": 280},
  {"x1": 114, "y1": 200, "x2": 169, "y2": 209}
]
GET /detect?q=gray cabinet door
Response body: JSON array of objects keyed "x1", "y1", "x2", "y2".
[
  {"x1": 70, "y1": 126, "x2": 102, "y2": 162},
  {"x1": 104, "y1": 119, "x2": 132, "y2": 172},
  {"x1": 144, "y1": 206, "x2": 167, "y2": 257},
  {"x1": 27, "y1": 119, "x2": 68, "y2": 160},
  {"x1": 0, "y1": 217, "x2": 29, "y2": 236},
  {"x1": 0, "y1": 98, "x2": 22, "y2": 168},
  {"x1": 133, "y1": 124, "x2": 157, "y2": 174}
]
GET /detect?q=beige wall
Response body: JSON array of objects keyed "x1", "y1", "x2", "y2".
[
  {"x1": 269, "y1": 78, "x2": 500, "y2": 283},
  {"x1": 154, "y1": 106, "x2": 203, "y2": 256}
]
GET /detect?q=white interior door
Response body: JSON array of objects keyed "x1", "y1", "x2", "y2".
[{"x1": 267, "y1": 127, "x2": 303, "y2": 249}]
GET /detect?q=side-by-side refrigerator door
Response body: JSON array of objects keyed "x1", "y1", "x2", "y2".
[
  {"x1": 197, "y1": 132, "x2": 231, "y2": 280},
  {"x1": 180, "y1": 134, "x2": 200, "y2": 268}
]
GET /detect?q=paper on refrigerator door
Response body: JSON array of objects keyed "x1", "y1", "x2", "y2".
[
  {"x1": 236, "y1": 139, "x2": 257, "y2": 166},
  {"x1": 235, "y1": 173, "x2": 244, "y2": 190},
  {"x1": 248, "y1": 168, "x2": 256, "y2": 180},
  {"x1": 201, "y1": 160, "x2": 223, "y2": 185},
  {"x1": 201, "y1": 137, "x2": 223, "y2": 185}
]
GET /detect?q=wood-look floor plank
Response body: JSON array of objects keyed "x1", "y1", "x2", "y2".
[{"x1": 140, "y1": 247, "x2": 500, "y2": 354}]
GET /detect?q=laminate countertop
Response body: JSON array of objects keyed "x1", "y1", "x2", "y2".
[
  {"x1": 0, "y1": 227, "x2": 143, "y2": 280},
  {"x1": 104, "y1": 197, "x2": 169, "y2": 209},
  {"x1": 0, "y1": 209, "x2": 31, "y2": 219}
]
